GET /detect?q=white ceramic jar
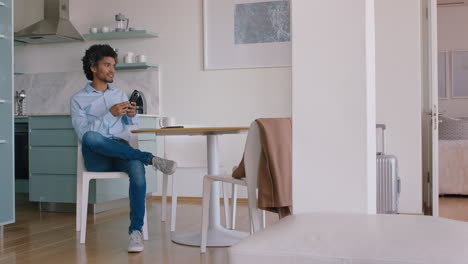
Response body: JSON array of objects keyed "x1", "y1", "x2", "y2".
[
  {"x1": 135, "y1": 54, "x2": 146, "y2": 63},
  {"x1": 123, "y1": 52, "x2": 134, "y2": 64}
]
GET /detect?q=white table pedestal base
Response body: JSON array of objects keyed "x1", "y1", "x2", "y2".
[
  {"x1": 132, "y1": 128, "x2": 250, "y2": 248},
  {"x1": 171, "y1": 228, "x2": 249, "y2": 247},
  {"x1": 170, "y1": 135, "x2": 249, "y2": 248}
]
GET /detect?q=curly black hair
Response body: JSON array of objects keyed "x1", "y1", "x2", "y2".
[{"x1": 82, "y1": 44, "x2": 118, "y2": 81}]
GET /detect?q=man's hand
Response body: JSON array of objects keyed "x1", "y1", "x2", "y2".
[
  {"x1": 126, "y1": 102, "x2": 137, "y2": 117},
  {"x1": 109, "y1": 102, "x2": 130, "y2": 117}
]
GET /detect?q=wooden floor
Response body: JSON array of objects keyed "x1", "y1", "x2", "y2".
[
  {"x1": 1, "y1": 197, "x2": 467, "y2": 264},
  {"x1": 0, "y1": 198, "x2": 278, "y2": 264}
]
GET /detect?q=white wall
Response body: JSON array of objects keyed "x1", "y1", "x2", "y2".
[
  {"x1": 14, "y1": 0, "x2": 292, "y2": 197},
  {"x1": 375, "y1": 0, "x2": 422, "y2": 214},
  {"x1": 438, "y1": 5, "x2": 468, "y2": 117},
  {"x1": 292, "y1": 0, "x2": 423, "y2": 214},
  {"x1": 292, "y1": 0, "x2": 376, "y2": 214}
]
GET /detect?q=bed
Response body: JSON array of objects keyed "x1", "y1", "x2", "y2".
[
  {"x1": 439, "y1": 116, "x2": 468, "y2": 195},
  {"x1": 439, "y1": 140, "x2": 468, "y2": 195}
]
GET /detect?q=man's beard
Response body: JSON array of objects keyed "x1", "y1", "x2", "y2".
[{"x1": 98, "y1": 75, "x2": 114, "y2": 83}]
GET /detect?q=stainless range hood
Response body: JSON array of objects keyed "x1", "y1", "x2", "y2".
[{"x1": 15, "y1": 0, "x2": 84, "y2": 44}]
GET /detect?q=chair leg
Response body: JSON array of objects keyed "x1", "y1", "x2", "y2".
[
  {"x1": 142, "y1": 201, "x2": 149, "y2": 241},
  {"x1": 161, "y1": 173, "x2": 168, "y2": 222},
  {"x1": 200, "y1": 177, "x2": 212, "y2": 253},
  {"x1": 76, "y1": 174, "x2": 82, "y2": 232},
  {"x1": 246, "y1": 182, "x2": 260, "y2": 234},
  {"x1": 230, "y1": 184, "x2": 238, "y2": 230},
  {"x1": 222, "y1": 183, "x2": 231, "y2": 229},
  {"x1": 80, "y1": 177, "x2": 90, "y2": 244},
  {"x1": 261, "y1": 210, "x2": 266, "y2": 229},
  {"x1": 170, "y1": 174, "x2": 177, "y2": 232}
]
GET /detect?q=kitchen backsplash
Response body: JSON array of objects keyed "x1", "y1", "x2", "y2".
[{"x1": 14, "y1": 69, "x2": 160, "y2": 115}]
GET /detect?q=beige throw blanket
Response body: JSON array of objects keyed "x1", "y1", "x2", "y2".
[{"x1": 232, "y1": 118, "x2": 292, "y2": 218}]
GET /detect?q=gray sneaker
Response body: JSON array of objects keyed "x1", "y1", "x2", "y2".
[
  {"x1": 128, "y1": 230, "x2": 144, "y2": 253},
  {"x1": 152, "y1": 156, "x2": 177, "y2": 175}
]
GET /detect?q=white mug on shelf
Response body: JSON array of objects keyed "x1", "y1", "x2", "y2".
[
  {"x1": 123, "y1": 52, "x2": 134, "y2": 64},
  {"x1": 101, "y1": 26, "x2": 110, "y2": 33},
  {"x1": 89, "y1": 27, "x2": 98, "y2": 34},
  {"x1": 135, "y1": 54, "x2": 146, "y2": 63},
  {"x1": 159, "y1": 117, "x2": 175, "y2": 128}
]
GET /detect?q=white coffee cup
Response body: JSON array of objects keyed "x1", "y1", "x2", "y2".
[
  {"x1": 101, "y1": 26, "x2": 110, "y2": 33},
  {"x1": 159, "y1": 117, "x2": 175, "y2": 128},
  {"x1": 135, "y1": 54, "x2": 146, "y2": 63},
  {"x1": 123, "y1": 52, "x2": 134, "y2": 64},
  {"x1": 89, "y1": 27, "x2": 98, "y2": 34}
]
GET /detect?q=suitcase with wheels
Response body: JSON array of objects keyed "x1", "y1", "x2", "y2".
[{"x1": 376, "y1": 124, "x2": 401, "y2": 214}]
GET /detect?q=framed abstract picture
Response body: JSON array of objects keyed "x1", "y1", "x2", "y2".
[{"x1": 203, "y1": 0, "x2": 291, "y2": 70}]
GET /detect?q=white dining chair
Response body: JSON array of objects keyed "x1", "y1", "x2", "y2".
[
  {"x1": 76, "y1": 134, "x2": 149, "y2": 244},
  {"x1": 162, "y1": 175, "x2": 229, "y2": 232},
  {"x1": 160, "y1": 135, "x2": 177, "y2": 232},
  {"x1": 200, "y1": 121, "x2": 264, "y2": 253},
  {"x1": 229, "y1": 171, "x2": 266, "y2": 231},
  {"x1": 161, "y1": 171, "x2": 177, "y2": 232},
  {"x1": 161, "y1": 136, "x2": 231, "y2": 232},
  {"x1": 161, "y1": 174, "x2": 231, "y2": 231}
]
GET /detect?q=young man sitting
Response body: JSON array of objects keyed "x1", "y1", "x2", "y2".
[{"x1": 71, "y1": 44, "x2": 177, "y2": 252}]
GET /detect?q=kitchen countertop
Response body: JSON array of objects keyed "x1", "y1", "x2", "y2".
[{"x1": 15, "y1": 114, "x2": 161, "y2": 118}]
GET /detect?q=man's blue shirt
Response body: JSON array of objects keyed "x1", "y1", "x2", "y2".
[{"x1": 70, "y1": 83, "x2": 138, "y2": 142}]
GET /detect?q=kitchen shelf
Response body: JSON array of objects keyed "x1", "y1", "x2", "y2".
[
  {"x1": 115, "y1": 63, "x2": 158, "y2": 71},
  {"x1": 15, "y1": 41, "x2": 26, "y2": 46},
  {"x1": 83, "y1": 30, "x2": 158, "y2": 40}
]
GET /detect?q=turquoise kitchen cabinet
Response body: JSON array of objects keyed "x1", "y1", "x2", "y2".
[
  {"x1": 28, "y1": 116, "x2": 80, "y2": 203},
  {"x1": 28, "y1": 115, "x2": 158, "y2": 205},
  {"x1": 0, "y1": 0, "x2": 15, "y2": 228}
]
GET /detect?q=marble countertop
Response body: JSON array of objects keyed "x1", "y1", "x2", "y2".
[
  {"x1": 15, "y1": 114, "x2": 69, "y2": 117},
  {"x1": 14, "y1": 114, "x2": 160, "y2": 118}
]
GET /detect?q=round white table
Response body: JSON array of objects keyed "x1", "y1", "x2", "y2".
[{"x1": 132, "y1": 127, "x2": 250, "y2": 247}]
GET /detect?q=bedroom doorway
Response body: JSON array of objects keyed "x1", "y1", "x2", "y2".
[{"x1": 435, "y1": 0, "x2": 468, "y2": 222}]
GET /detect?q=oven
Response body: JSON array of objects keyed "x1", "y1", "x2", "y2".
[{"x1": 15, "y1": 122, "x2": 29, "y2": 180}]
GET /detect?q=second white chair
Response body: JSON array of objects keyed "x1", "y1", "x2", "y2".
[
  {"x1": 159, "y1": 136, "x2": 231, "y2": 232},
  {"x1": 200, "y1": 121, "x2": 265, "y2": 253}
]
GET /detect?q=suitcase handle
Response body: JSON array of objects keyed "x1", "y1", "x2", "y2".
[
  {"x1": 397, "y1": 178, "x2": 401, "y2": 194},
  {"x1": 376, "y1": 124, "x2": 386, "y2": 155}
]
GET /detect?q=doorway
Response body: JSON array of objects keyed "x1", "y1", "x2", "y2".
[{"x1": 434, "y1": 0, "x2": 468, "y2": 222}]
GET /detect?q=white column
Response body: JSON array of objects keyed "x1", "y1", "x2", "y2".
[
  {"x1": 375, "y1": 0, "x2": 423, "y2": 214},
  {"x1": 292, "y1": 0, "x2": 376, "y2": 214}
]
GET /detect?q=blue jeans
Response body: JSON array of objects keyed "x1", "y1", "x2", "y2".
[{"x1": 81, "y1": 131, "x2": 153, "y2": 234}]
